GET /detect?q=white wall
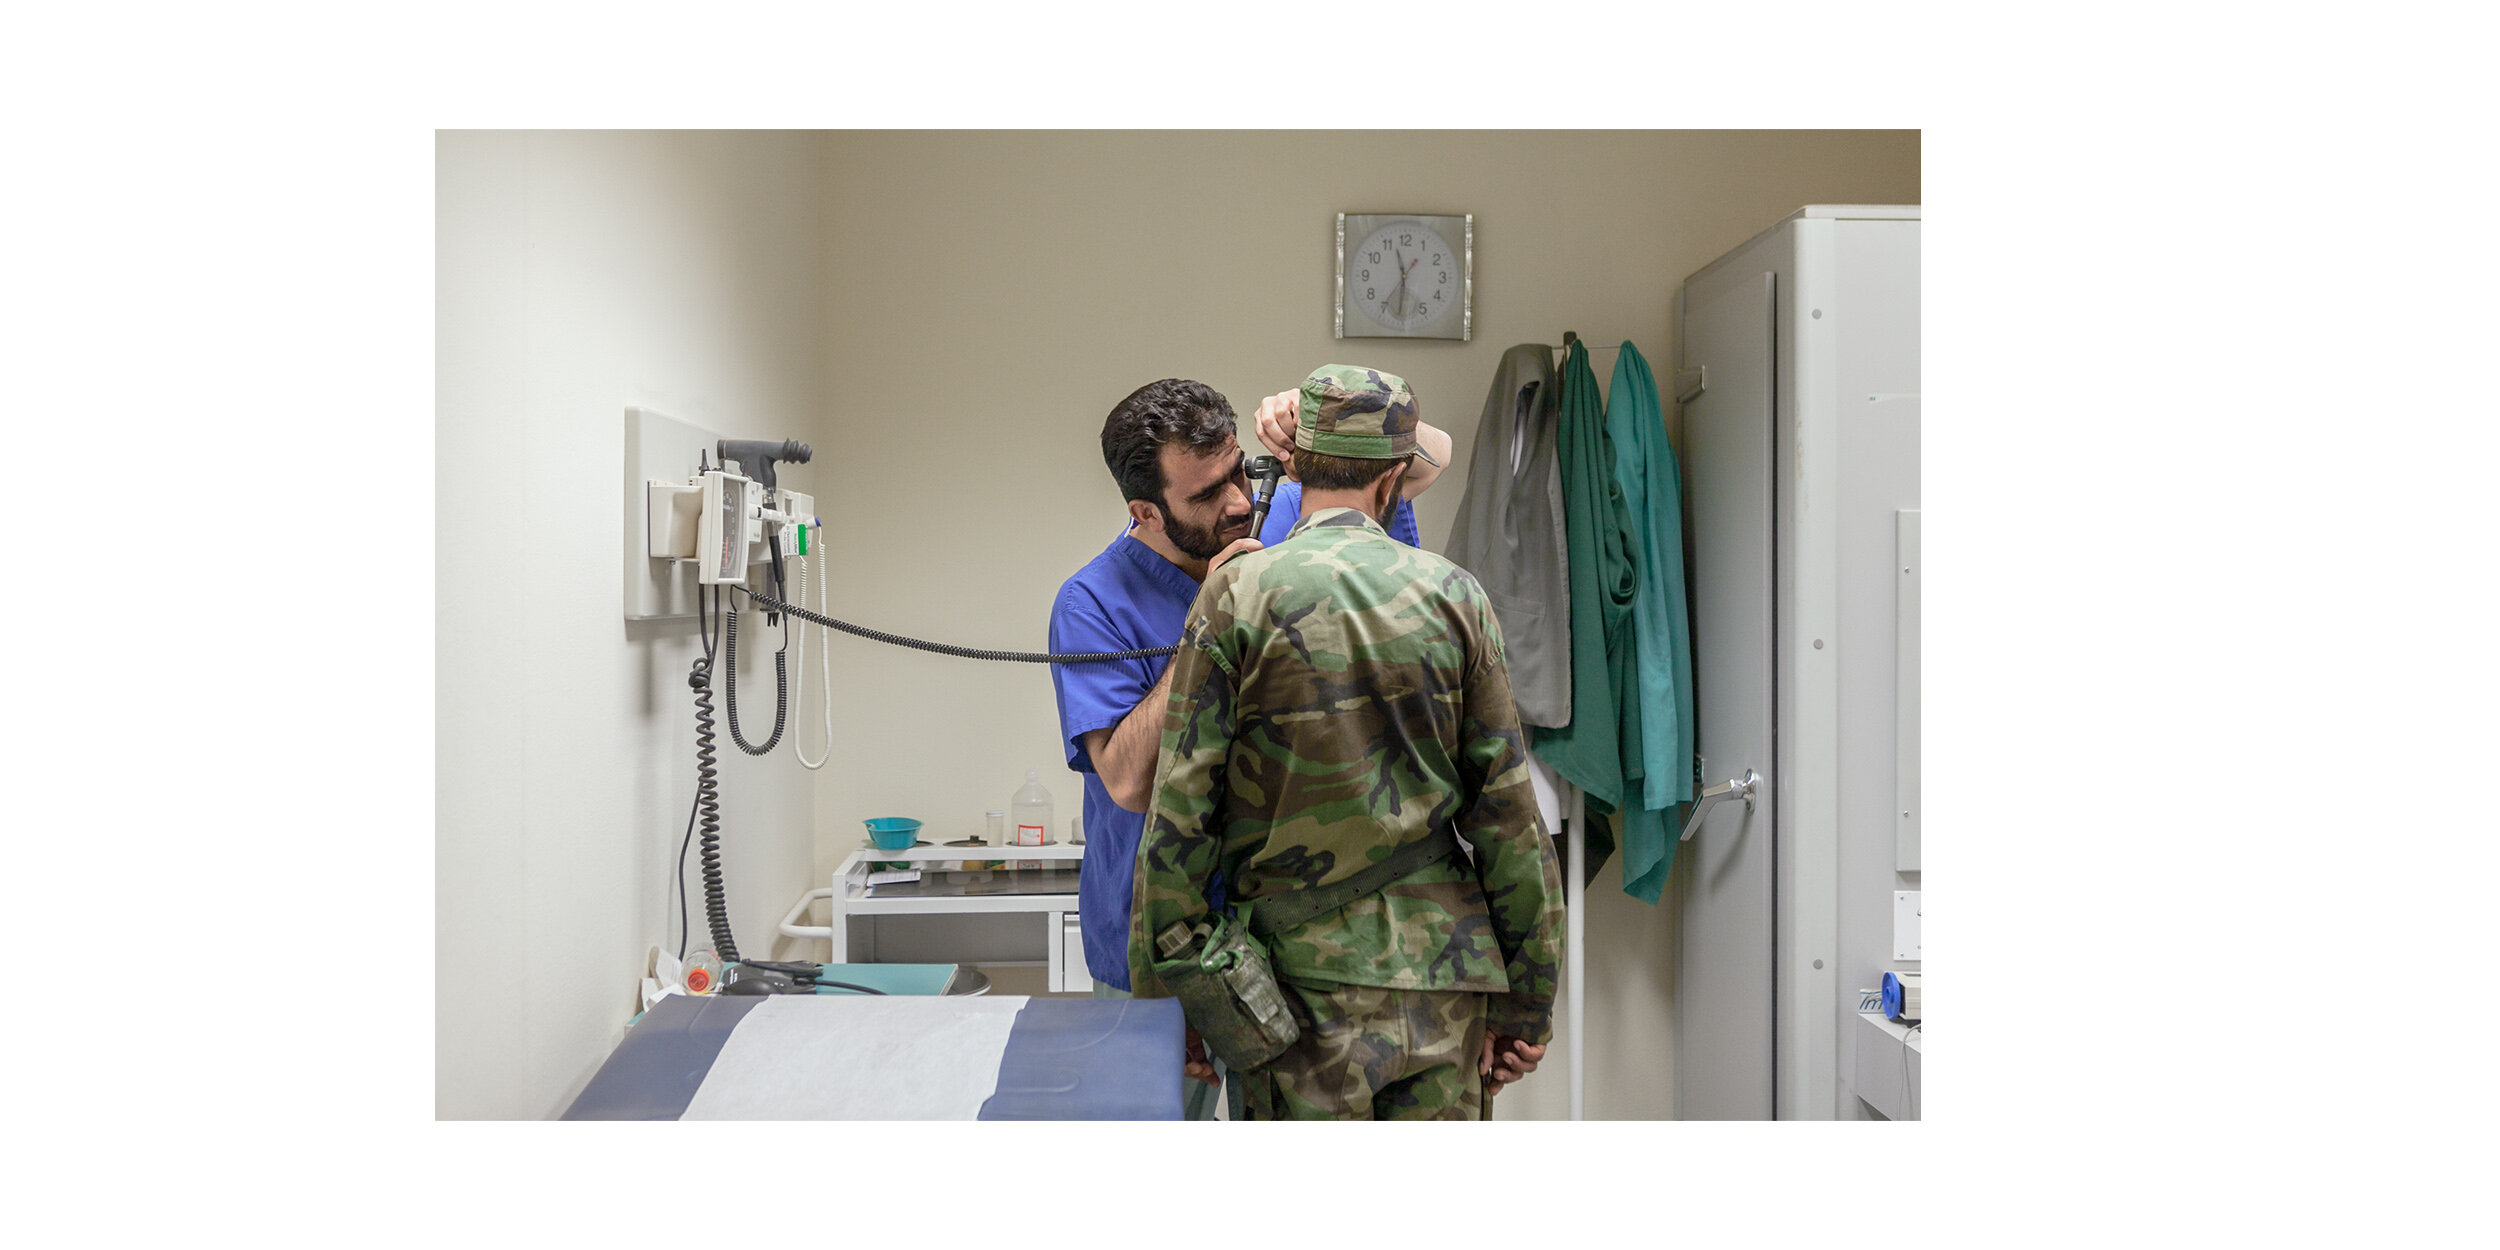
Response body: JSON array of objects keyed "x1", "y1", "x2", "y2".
[
  {"x1": 436, "y1": 131, "x2": 827, "y2": 1119},
  {"x1": 801, "y1": 132, "x2": 1922, "y2": 1119}
]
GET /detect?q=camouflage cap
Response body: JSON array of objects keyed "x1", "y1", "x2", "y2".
[{"x1": 1294, "y1": 364, "x2": 1441, "y2": 465}]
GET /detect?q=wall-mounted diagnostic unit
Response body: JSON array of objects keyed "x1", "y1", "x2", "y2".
[
  {"x1": 626, "y1": 406, "x2": 814, "y2": 620},
  {"x1": 620, "y1": 403, "x2": 1179, "y2": 988}
]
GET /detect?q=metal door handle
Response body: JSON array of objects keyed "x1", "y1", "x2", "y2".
[{"x1": 1679, "y1": 769, "x2": 1762, "y2": 842}]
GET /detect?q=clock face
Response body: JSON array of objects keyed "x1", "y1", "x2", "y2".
[{"x1": 1348, "y1": 220, "x2": 1460, "y2": 332}]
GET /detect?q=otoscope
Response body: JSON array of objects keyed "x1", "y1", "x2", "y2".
[{"x1": 1247, "y1": 454, "x2": 1285, "y2": 535}]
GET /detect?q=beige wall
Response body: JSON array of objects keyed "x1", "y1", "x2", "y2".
[
  {"x1": 807, "y1": 131, "x2": 1920, "y2": 1119},
  {"x1": 437, "y1": 131, "x2": 828, "y2": 1118}
]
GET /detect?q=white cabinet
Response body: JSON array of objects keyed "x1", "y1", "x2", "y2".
[
  {"x1": 1056, "y1": 914, "x2": 1092, "y2": 994},
  {"x1": 1677, "y1": 205, "x2": 1920, "y2": 1119},
  {"x1": 1852, "y1": 1012, "x2": 1923, "y2": 1120},
  {"x1": 789, "y1": 840, "x2": 1092, "y2": 990}
]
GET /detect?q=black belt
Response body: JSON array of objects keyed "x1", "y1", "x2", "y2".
[{"x1": 1245, "y1": 826, "x2": 1465, "y2": 938}]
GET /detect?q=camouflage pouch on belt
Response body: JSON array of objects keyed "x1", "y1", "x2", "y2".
[{"x1": 1155, "y1": 911, "x2": 1299, "y2": 1072}]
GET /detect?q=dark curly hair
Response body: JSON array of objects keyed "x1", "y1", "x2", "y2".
[
  {"x1": 1100, "y1": 379, "x2": 1239, "y2": 515},
  {"x1": 1293, "y1": 449, "x2": 1411, "y2": 491}
]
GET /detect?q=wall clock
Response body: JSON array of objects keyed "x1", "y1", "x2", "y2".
[{"x1": 1336, "y1": 213, "x2": 1471, "y2": 340}]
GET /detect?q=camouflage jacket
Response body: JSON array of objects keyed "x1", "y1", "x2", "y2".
[{"x1": 1126, "y1": 506, "x2": 1565, "y2": 1043}]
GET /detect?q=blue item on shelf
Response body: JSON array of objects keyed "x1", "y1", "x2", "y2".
[
  {"x1": 864, "y1": 817, "x2": 923, "y2": 849},
  {"x1": 1882, "y1": 971, "x2": 1921, "y2": 1023}
]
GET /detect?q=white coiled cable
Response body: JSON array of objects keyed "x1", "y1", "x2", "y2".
[{"x1": 791, "y1": 542, "x2": 835, "y2": 770}]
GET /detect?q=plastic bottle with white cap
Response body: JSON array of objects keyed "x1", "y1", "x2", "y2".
[{"x1": 1011, "y1": 770, "x2": 1054, "y2": 847}]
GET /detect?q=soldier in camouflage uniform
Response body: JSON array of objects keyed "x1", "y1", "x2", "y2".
[{"x1": 1127, "y1": 365, "x2": 1567, "y2": 1121}]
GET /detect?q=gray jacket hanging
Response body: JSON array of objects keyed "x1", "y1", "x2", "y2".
[{"x1": 1442, "y1": 343, "x2": 1572, "y2": 728}]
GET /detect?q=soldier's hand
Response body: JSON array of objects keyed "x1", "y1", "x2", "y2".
[
  {"x1": 1481, "y1": 1032, "x2": 1546, "y2": 1095},
  {"x1": 1206, "y1": 536, "x2": 1262, "y2": 577},
  {"x1": 1183, "y1": 1026, "x2": 1219, "y2": 1087},
  {"x1": 1254, "y1": 389, "x2": 1300, "y2": 481}
]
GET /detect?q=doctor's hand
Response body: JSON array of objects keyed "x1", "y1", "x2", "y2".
[
  {"x1": 1480, "y1": 1032, "x2": 1546, "y2": 1096},
  {"x1": 1206, "y1": 536, "x2": 1262, "y2": 578},
  {"x1": 1254, "y1": 389, "x2": 1301, "y2": 481},
  {"x1": 1183, "y1": 1026, "x2": 1219, "y2": 1087}
]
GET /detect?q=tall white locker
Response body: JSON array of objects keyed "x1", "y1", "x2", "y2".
[{"x1": 1673, "y1": 206, "x2": 1920, "y2": 1119}]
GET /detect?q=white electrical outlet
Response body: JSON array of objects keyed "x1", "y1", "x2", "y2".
[{"x1": 1893, "y1": 890, "x2": 1922, "y2": 961}]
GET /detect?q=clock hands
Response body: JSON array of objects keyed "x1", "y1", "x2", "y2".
[{"x1": 1386, "y1": 247, "x2": 1423, "y2": 322}]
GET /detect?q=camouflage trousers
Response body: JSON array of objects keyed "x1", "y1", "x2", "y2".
[{"x1": 1239, "y1": 982, "x2": 1489, "y2": 1121}]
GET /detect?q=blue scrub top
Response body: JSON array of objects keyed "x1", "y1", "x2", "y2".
[{"x1": 1049, "y1": 488, "x2": 1418, "y2": 990}]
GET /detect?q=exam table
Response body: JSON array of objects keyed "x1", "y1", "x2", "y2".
[{"x1": 563, "y1": 972, "x2": 1183, "y2": 1120}]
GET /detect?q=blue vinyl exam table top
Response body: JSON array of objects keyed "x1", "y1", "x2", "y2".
[{"x1": 563, "y1": 992, "x2": 1184, "y2": 1120}]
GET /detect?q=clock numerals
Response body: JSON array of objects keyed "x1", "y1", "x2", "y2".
[{"x1": 1344, "y1": 218, "x2": 1464, "y2": 337}]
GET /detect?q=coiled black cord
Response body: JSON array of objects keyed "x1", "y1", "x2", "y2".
[
  {"x1": 741, "y1": 590, "x2": 1179, "y2": 663},
  {"x1": 674, "y1": 788, "x2": 697, "y2": 963},
  {"x1": 722, "y1": 606, "x2": 788, "y2": 755},
  {"x1": 690, "y1": 586, "x2": 739, "y2": 964}
]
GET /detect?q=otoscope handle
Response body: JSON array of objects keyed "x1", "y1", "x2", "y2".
[{"x1": 1247, "y1": 455, "x2": 1283, "y2": 535}]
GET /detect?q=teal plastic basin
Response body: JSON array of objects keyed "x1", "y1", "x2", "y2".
[{"x1": 864, "y1": 817, "x2": 923, "y2": 850}]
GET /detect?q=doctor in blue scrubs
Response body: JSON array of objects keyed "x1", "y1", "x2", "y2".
[{"x1": 1047, "y1": 377, "x2": 1450, "y2": 1118}]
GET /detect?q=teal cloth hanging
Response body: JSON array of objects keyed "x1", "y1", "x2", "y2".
[
  {"x1": 1604, "y1": 342, "x2": 1698, "y2": 903},
  {"x1": 1529, "y1": 340, "x2": 1670, "y2": 886}
]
